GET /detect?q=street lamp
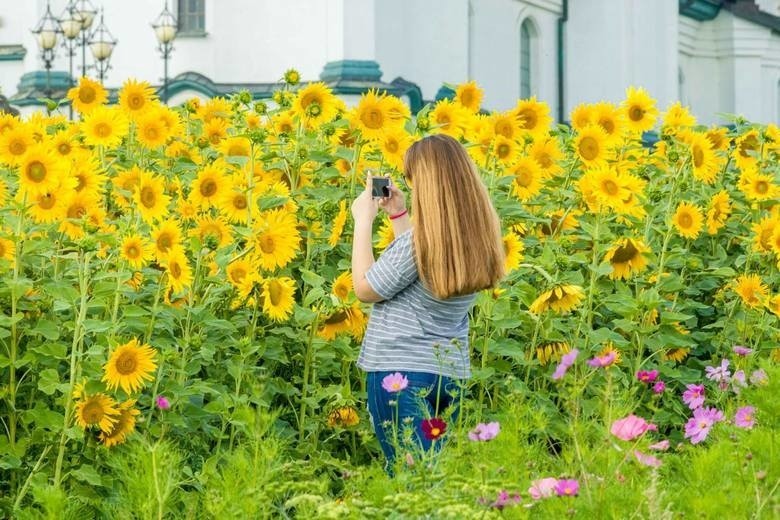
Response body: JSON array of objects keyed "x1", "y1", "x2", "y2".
[
  {"x1": 152, "y1": 1, "x2": 177, "y2": 104},
  {"x1": 88, "y1": 9, "x2": 116, "y2": 84},
  {"x1": 59, "y1": 3, "x2": 83, "y2": 117},
  {"x1": 73, "y1": 0, "x2": 97, "y2": 77},
  {"x1": 31, "y1": 1, "x2": 61, "y2": 98}
]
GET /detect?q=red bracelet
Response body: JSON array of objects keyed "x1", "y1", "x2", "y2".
[{"x1": 389, "y1": 209, "x2": 408, "y2": 220}]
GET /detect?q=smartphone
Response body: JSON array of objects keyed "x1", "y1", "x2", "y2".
[{"x1": 371, "y1": 176, "x2": 391, "y2": 198}]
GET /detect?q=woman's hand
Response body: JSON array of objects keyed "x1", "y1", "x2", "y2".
[
  {"x1": 378, "y1": 182, "x2": 407, "y2": 217},
  {"x1": 351, "y1": 173, "x2": 379, "y2": 224}
]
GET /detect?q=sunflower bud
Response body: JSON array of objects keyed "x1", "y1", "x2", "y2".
[
  {"x1": 237, "y1": 90, "x2": 252, "y2": 105},
  {"x1": 254, "y1": 101, "x2": 268, "y2": 115},
  {"x1": 417, "y1": 115, "x2": 430, "y2": 132},
  {"x1": 196, "y1": 136, "x2": 209, "y2": 149},
  {"x1": 190, "y1": 335, "x2": 203, "y2": 348},
  {"x1": 283, "y1": 68, "x2": 301, "y2": 86}
]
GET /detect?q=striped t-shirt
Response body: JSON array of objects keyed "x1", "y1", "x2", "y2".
[{"x1": 357, "y1": 229, "x2": 475, "y2": 379}]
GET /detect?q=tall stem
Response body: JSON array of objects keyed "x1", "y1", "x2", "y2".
[{"x1": 298, "y1": 313, "x2": 320, "y2": 442}]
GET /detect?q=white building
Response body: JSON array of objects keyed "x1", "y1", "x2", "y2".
[{"x1": 1, "y1": 0, "x2": 779, "y2": 124}]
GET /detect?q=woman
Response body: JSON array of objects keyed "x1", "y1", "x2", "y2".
[{"x1": 350, "y1": 134, "x2": 505, "y2": 473}]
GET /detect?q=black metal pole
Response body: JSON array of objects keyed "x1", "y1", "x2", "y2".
[
  {"x1": 163, "y1": 48, "x2": 168, "y2": 104},
  {"x1": 68, "y1": 51, "x2": 74, "y2": 118},
  {"x1": 45, "y1": 61, "x2": 52, "y2": 98}
]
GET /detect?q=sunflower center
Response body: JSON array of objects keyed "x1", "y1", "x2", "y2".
[
  {"x1": 228, "y1": 144, "x2": 247, "y2": 156},
  {"x1": 157, "y1": 234, "x2": 173, "y2": 252},
  {"x1": 385, "y1": 140, "x2": 399, "y2": 154},
  {"x1": 755, "y1": 181, "x2": 769, "y2": 194},
  {"x1": 115, "y1": 351, "x2": 138, "y2": 375},
  {"x1": 678, "y1": 213, "x2": 692, "y2": 228},
  {"x1": 579, "y1": 136, "x2": 599, "y2": 161},
  {"x1": 515, "y1": 169, "x2": 533, "y2": 187},
  {"x1": 144, "y1": 126, "x2": 160, "y2": 141},
  {"x1": 692, "y1": 145, "x2": 704, "y2": 168},
  {"x1": 230, "y1": 267, "x2": 247, "y2": 283},
  {"x1": 38, "y1": 193, "x2": 56, "y2": 210},
  {"x1": 518, "y1": 109, "x2": 537, "y2": 130},
  {"x1": 495, "y1": 121, "x2": 512, "y2": 138},
  {"x1": 259, "y1": 234, "x2": 275, "y2": 254},
  {"x1": 9, "y1": 139, "x2": 26, "y2": 156},
  {"x1": 599, "y1": 118, "x2": 615, "y2": 134},
  {"x1": 324, "y1": 310, "x2": 348, "y2": 325},
  {"x1": 497, "y1": 143, "x2": 511, "y2": 158},
  {"x1": 128, "y1": 94, "x2": 145, "y2": 110},
  {"x1": 306, "y1": 102, "x2": 322, "y2": 118},
  {"x1": 140, "y1": 186, "x2": 157, "y2": 208},
  {"x1": 739, "y1": 135, "x2": 758, "y2": 157},
  {"x1": 79, "y1": 85, "x2": 96, "y2": 103},
  {"x1": 95, "y1": 122, "x2": 112, "y2": 137},
  {"x1": 82, "y1": 401, "x2": 105, "y2": 423},
  {"x1": 75, "y1": 174, "x2": 87, "y2": 191},
  {"x1": 361, "y1": 108, "x2": 384, "y2": 130},
  {"x1": 600, "y1": 179, "x2": 619, "y2": 196},
  {"x1": 200, "y1": 179, "x2": 217, "y2": 197},
  {"x1": 26, "y1": 161, "x2": 47, "y2": 183},
  {"x1": 267, "y1": 280, "x2": 282, "y2": 305},
  {"x1": 536, "y1": 152, "x2": 552, "y2": 168},
  {"x1": 67, "y1": 204, "x2": 86, "y2": 219},
  {"x1": 170, "y1": 261, "x2": 183, "y2": 279},
  {"x1": 335, "y1": 284, "x2": 349, "y2": 300},
  {"x1": 58, "y1": 142, "x2": 72, "y2": 155},
  {"x1": 233, "y1": 193, "x2": 248, "y2": 210},
  {"x1": 126, "y1": 244, "x2": 140, "y2": 259},
  {"x1": 611, "y1": 240, "x2": 639, "y2": 263},
  {"x1": 628, "y1": 105, "x2": 645, "y2": 122}
]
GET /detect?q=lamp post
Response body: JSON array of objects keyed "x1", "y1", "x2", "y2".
[
  {"x1": 88, "y1": 9, "x2": 117, "y2": 84},
  {"x1": 59, "y1": 3, "x2": 82, "y2": 117},
  {"x1": 74, "y1": 0, "x2": 97, "y2": 77},
  {"x1": 31, "y1": 1, "x2": 61, "y2": 99},
  {"x1": 152, "y1": 1, "x2": 177, "y2": 104}
]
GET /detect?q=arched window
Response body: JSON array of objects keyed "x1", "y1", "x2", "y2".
[{"x1": 519, "y1": 18, "x2": 537, "y2": 99}]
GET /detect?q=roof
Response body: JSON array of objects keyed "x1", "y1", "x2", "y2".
[{"x1": 679, "y1": 0, "x2": 780, "y2": 32}]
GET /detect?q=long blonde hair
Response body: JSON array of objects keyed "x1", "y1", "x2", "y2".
[{"x1": 403, "y1": 134, "x2": 505, "y2": 299}]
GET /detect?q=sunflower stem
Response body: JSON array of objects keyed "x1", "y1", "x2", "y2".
[
  {"x1": 476, "y1": 298, "x2": 494, "y2": 417},
  {"x1": 298, "y1": 312, "x2": 320, "y2": 443},
  {"x1": 53, "y1": 251, "x2": 91, "y2": 489}
]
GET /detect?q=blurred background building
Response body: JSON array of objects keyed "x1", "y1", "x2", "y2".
[{"x1": 1, "y1": 0, "x2": 779, "y2": 124}]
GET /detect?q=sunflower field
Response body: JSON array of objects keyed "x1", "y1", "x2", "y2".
[{"x1": 0, "y1": 72, "x2": 778, "y2": 518}]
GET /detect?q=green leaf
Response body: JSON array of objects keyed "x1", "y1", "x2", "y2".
[
  {"x1": 304, "y1": 287, "x2": 325, "y2": 307},
  {"x1": 31, "y1": 319, "x2": 60, "y2": 340},
  {"x1": 37, "y1": 368, "x2": 61, "y2": 395},
  {"x1": 71, "y1": 464, "x2": 103, "y2": 486},
  {"x1": 299, "y1": 269, "x2": 324, "y2": 288}
]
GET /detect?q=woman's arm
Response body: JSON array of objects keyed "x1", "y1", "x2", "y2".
[{"x1": 351, "y1": 177, "x2": 383, "y2": 303}]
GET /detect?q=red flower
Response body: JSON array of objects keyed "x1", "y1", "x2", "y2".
[{"x1": 421, "y1": 417, "x2": 447, "y2": 440}]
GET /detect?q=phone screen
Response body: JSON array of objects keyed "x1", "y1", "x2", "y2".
[{"x1": 371, "y1": 177, "x2": 390, "y2": 198}]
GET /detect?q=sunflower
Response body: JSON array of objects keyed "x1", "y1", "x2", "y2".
[
  {"x1": 151, "y1": 220, "x2": 183, "y2": 260},
  {"x1": 245, "y1": 113, "x2": 261, "y2": 129},
  {"x1": 662, "y1": 347, "x2": 690, "y2": 363},
  {"x1": 328, "y1": 200, "x2": 348, "y2": 248},
  {"x1": 227, "y1": 257, "x2": 258, "y2": 298},
  {"x1": 621, "y1": 86, "x2": 658, "y2": 133},
  {"x1": 252, "y1": 209, "x2": 301, "y2": 271},
  {"x1": 672, "y1": 201, "x2": 703, "y2": 239},
  {"x1": 218, "y1": 136, "x2": 251, "y2": 159},
  {"x1": 529, "y1": 284, "x2": 585, "y2": 314},
  {"x1": 118, "y1": 79, "x2": 157, "y2": 119},
  {"x1": 190, "y1": 165, "x2": 227, "y2": 208},
  {"x1": 455, "y1": 81, "x2": 483, "y2": 112},
  {"x1": 332, "y1": 271, "x2": 353, "y2": 302},
  {"x1": 739, "y1": 168, "x2": 777, "y2": 202},
  {"x1": 327, "y1": 406, "x2": 360, "y2": 428},
  {"x1": 271, "y1": 111, "x2": 295, "y2": 136},
  {"x1": 136, "y1": 110, "x2": 170, "y2": 149},
  {"x1": 71, "y1": 155, "x2": 107, "y2": 198},
  {"x1": 615, "y1": 172, "x2": 647, "y2": 221},
  {"x1": 196, "y1": 97, "x2": 232, "y2": 122},
  {"x1": 688, "y1": 132, "x2": 719, "y2": 184},
  {"x1": 318, "y1": 308, "x2": 354, "y2": 340},
  {"x1": 597, "y1": 343, "x2": 622, "y2": 365},
  {"x1": 733, "y1": 130, "x2": 762, "y2": 171},
  {"x1": 59, "y1": 191, "x2": 97, "y2": 240},
  {"x1": 574, "y1": 125, "x2": 610, "y2": 167},
  {"x1": 662, "y1": 101, "x2": 696, "y2": 132},
  {"x1": 51, "y1": 128, "x2": 82, "y2": 160},
  {"x1": 430, "y1": 98, "x2": 467, "y2": 139},
  {"x1": 510, "y1": 157, "x2": 544, "y2": 201},
  {"x1": 492, "y1": 136, "x2": 519, "y2": 165},
  {"x1": 121, "y1": 234, "x2": 153, "y2": 269},
  {"x1": 291, "y1": 82, "x2": 338, "y2": 127},
  {"x1": 134, "y1": 171, "x2": 170, "y2": 223},
  {"x1": 705, "y1": 126, "x2": 730, "y2": 151},
  {"x1": 706, "y1": 190, "x2": 731, "y2": 235},
  {"x1": 262, "y1": 276, "x2": 296, "y2": 321},
  {"x1": 490, "y1": 111, "x2": 520, "y2": 140},
  {"x1": 81, "y1": 106, "x2": 130, "y2": 148},
  {"x1": 17, "y1": 144, "x2": 67, "y2": 197},
  {"x1": 603, "y1": 237, "x2": 650, "y2": 280},
  {"x1": 503, "y1": 231, "x2": 524, "y2": 274},
  {"x1": 569, "y1": 103, "x2": 594, "y2": 131},
  {"x1": 349, "y1": 90, "x2": 399, "y2": 141},
  {"x1": 592, "y1": 102, "x2": 624, "y2": 143},
  {"x1": 513, "y1": 97, "x2": 552, "y2": 138},
  {"x1": 163, "y1": 247, "x2": 193, "y2": 293},
  {"x1": 751, "y1": 215, "x2": 778, "y2": 253},
  {"x1": 0, "y1": 125, "x2": 35, "y2": 166},
  {"x1": 733, "y1": 274, "x2": 767, "y2": 309},
  {"x1": 528, "y1": 136, "x2": 564, "y2": 177},
  {"x1": 102, "y1": 338, "x2": 157, "y2": 394},
  {"x1": 769, "y1": 226, "x2": 780, "y2": 258},
  {"x1": 0, "y1": 113, "x2": 18, "y2": 133},
  {"x1": 67, "y1": 76, "x2": 108, "y2": 114},
  {"x1": 579, "y1": 165, "x2": 627, "y2": 212},
  {"x1": 98, "y1": 400, "x2": 140, "y2": 447},
  {"x1": 204, "y1": 117, "x2": 229, "y2": 145},
  {"x1": 377, "y1": 127, "x2": 413, "y2": 171},
  {"x1": 218, "y1": 186, "x2": 254, "y2": 224},
  {"x1": 534, "y1": 341, "x2": 571, "y2": 366},
  {"x1": 538, "y1": 209, "x2": 580, "y2": 237},
  {"x1": 157, "y1": 106, "x2": 183, "y2": 138},
  {"x1": 112, "y1": 166, "x2": 142, "y2": 208},
  {"x1": 192, "y1": 215, "x2": 233, "y2": 249},
  {"x1": 766, "y1": 294, "x2": 780, "y2": 318},
  {"x1": 0, "y1": 237, "x2": 15, "y2": 266},
  {"x1": 75, "y1": 393, "x2": 119, "y2": 432}
]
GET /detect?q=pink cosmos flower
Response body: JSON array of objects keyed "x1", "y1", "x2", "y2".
[
  {"x1": 682, "y1": 384, "x2": 705, "y2": 410},
  {"x1": 705, "y1": 359, "x2": 731, "y2": 383},
  {"x1": 648, "y1": 439, "x2": 670, "y2": 451},
  {"x1": 468, "y1": 421, "x2": 500, "y2": 441},
  {"x1": 587, "y1": 351, "x2": 616, "y2": 368},
  {"x1": 749, "y1": 369, "x2": 768, "y2": 386},
  {"x1": 155, "y1": 395, "x2": 171, "y2": 410},
  {"x1": 734, "y1": 406, "x2": 756, "y2": 429},
  {"x1": 554, "y1": 479, "x2": 579, "y2": 497},
  {"x1": 528, "y1": 478, "x2": 558, "y2": 500},
  {"x1": 552, "y1": 349, "x2": 579, "y2": 380},
  {"x1": 732, "y1": 370, "x2": 747, "y2": 394},
  {"x1": 684, "y1": 407, "x2": 724, "y2": 444},
  {"x1": 381, "y1": 372, "x2": 409, "y2": 393},
  {"x1": 652, "y1": 381, "x2": 666, "y2": 394},
  {"x1": 732, "y1": 345, "x2": 752, "y2": 356},
  {"x1": 610, "y1": 414, "x2": 657, "y2": 441},
  {"x1": 634, "y1": 450, "x2": 662, "y2": 468},
  {"x1": 487, "y1": 490, "x2": 522, "y2": 510},
  {"x1": 636, "y1": 370, "x2": 659, "y2": 383}
]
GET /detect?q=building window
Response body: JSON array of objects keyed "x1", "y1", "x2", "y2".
[
  {"x1": 178, "y1": 0, "x2": 205, "y2": 34},
  {"x1": 519, "y1": 18, "x2": 537, "y2": 99}
]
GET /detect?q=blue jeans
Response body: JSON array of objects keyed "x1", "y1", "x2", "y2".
[{"x1": 366, "y1": 370, "x2": 462, "y2": 475}]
